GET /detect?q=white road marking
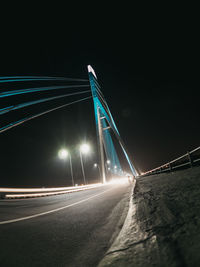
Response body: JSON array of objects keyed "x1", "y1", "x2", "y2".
[{"x1": 0, "y1": 187, "x2": 115, "y2": 225}]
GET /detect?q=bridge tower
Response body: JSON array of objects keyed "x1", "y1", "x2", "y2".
[{"x1": 88, "y1": 65, "x2": 138, "y2": 183}]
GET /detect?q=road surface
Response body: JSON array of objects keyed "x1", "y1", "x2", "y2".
[{"x1": 0, "y1": 182, "x2": 131, "y2": 267}]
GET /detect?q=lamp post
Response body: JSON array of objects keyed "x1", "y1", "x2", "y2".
[
  {"x1": 58, "y1": 148, "x2": 74, "y2": 186},
  {"x1": 79, "y1": 143, "x2": 90, "y2": 185},
  {"x1": 105, "y1": 159, "x2": 111, "y2": 176},
  {"x1": 68, "y1": 153, "x2": 74, "y2": 186},
  {"x1": 94, "y1": 163, "x2": 101, "y2": 177},
  {"x1": 114, "y1": 165, "x2": 117, "y2": 174}
]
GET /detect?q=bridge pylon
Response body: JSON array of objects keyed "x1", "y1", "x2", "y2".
[{"x1": 88, "y1": 65, "x2": 138, "y2": 183}]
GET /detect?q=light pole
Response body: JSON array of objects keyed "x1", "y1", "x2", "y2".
[
  {"x1": 107, "y1": 160, "x2": 111, "y2": 165},
  {"x1": 79, "y1": 143, "x2": 90, "y2": 185},
  {"x1": 68, "y1": 153, "x2": 74, "y2": 186},
  {"x1": 114, "y1": 165, "x2": 117, "y2": 174},
  {"x1": 58, "y1": 148, "x2": 74, "y2": 186},
  {"x1": 94, "y1": 163, "x2": 101, "y2": 177},
  {"x1": 105, "y1": 159, "x2": 111, "y2": 176}
]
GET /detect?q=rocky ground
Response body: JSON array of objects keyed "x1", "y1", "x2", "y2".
[{"x1": 99, "y1": 166, "x2": 200, "y2": 267}]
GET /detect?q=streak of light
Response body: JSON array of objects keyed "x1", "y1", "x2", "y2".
[
  {"x1": 0, "y1": 187, "x2": 114, "y2": 225},
  {"x1": 0, "y1": 183, "x2": 103, "y2": 193}
]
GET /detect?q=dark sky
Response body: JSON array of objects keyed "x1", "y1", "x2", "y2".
[{"x1": 0, "y1": 6, "x2": 199, "y2": 187}]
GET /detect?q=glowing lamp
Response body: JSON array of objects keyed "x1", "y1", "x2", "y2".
[
  {"x1": 80, "y1": 144, "x2": 90, "y2": 154},
  {"x1": 58, "y1": 149, "x2": 68, "y2": 159}
]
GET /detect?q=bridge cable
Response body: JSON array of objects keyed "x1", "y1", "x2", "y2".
[
  {"x1": 0, "y1": 85, "x2": 89, "y2": 98},
  {"x1": 0, "y1": 96, "x2": 92, "y2": 134},
  {"x1": 0, "y1": 90, "x2": 91, "y2": 116},
  {"x1": 0, "y1": 76, "x2": 88, "y2": 83}
]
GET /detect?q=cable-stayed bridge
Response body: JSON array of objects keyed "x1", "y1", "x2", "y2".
[
  {"x1": 0, "y1": 66, "x2": 138, "y2": 184},
  {"x1": 0, "y1": 67, "x2": 137, "y2": 266},
  {"x1": 0, "y1": 67, "x2": 200, "y2": 267}
]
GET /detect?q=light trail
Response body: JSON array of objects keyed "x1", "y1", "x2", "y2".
[
  {"x1": 4, "y1": 184, "x2": 105, "y2": 198},
  {"x1": 0, "y1": 183, "x2": 102, "y2": 193},
  {"x1": 0, "y1": 186, "x2": 114, "y2": 225}
]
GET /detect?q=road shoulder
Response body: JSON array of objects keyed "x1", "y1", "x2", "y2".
[{"x1": 98, "y1": 167, "x2": 200, "y2": 266}]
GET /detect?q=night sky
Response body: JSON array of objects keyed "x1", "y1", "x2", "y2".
[{"x1": 0, "y1": 6, "x2": 199, "y2": 187}]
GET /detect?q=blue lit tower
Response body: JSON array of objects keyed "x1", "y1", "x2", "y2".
[{"x1": 88, "y1": 65, "x2": 138, "y2": 183}]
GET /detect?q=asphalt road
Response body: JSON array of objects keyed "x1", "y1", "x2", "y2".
[{"x1": 0, "y1": 182, "x2": 131, "y2": 267}]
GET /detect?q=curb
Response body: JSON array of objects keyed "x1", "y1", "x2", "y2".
[{"x1": 98, "y1": 179, "x2": 137, "y2": 266}]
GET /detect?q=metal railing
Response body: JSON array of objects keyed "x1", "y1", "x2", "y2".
[{"x1": 140, "y1": 146, "x2": 200, "y2": 177}]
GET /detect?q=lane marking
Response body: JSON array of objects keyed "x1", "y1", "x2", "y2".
[{"x1": 0, "y1": 187, "x2": 115, "y2": 225}]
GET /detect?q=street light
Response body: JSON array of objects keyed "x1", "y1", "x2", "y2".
[
  {"x1": 79, "y1": 143, "x2": 90, "y2": 185},
  {"x1": 94, "y1": 163, "x2": 101, "y2": 177},
  {"x1": 114, "y1": 165, "x2": 117, "y2": 174},
  {"x1": 80, "y1": 144, "x2": 90, "y2": 154},
  {"x1": 58, "y1": 149, "x2": 68, "y2": 160},
  {"x1": 58, "y1": 148, "x2": 74, "y2": 186},
  {"x1": 105, "y1": 159, "x2": 111, "y2": 178},
  {"x1": 107, "y1": 160, "x2": 110, "y2": 164}
]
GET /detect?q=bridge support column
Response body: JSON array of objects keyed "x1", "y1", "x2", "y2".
[{"x1": 97, "y1": 107, "x2": 106, "y2": 184}]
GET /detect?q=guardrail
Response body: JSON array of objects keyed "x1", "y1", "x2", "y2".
[
  {"x1": 0, "y1": 183, "x2": 104, "y2": 199},
  {"x1": 140, "y1": 146, "x2": 200, "y2": 177}
]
